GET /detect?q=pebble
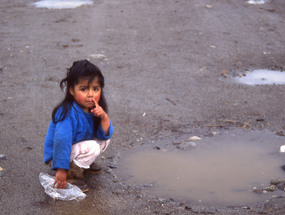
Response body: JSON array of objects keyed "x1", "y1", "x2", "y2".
[
  {"x1": 270, "y1": 178, "x2": 285, "y2": 185},
  {"x1": 276, "y1": 183, "x2": 285, "y2": 191},
  {"x1": 0, "y1": 166, "x2": 3, "y2": 177},
  {"x1": 108, "y1": 164, "x2": 117, "y2": 169},
  {"x1": 0, "y1": 154, "x2": 6, "y2": 160},
  {"x1": 263, "y1": 185, "x2": 276, "y2": 192},
  {"x1": 188, "y1": 136, "x2": 201, "y2": 141},
  {"x1": 276, "y1": 131, "x2": 285, "y2": 136},
  {"x1": 180, "y1": 142, "x2": 197, "y2": 148},
  {"x1": 253, "y1": 178, "x2": 285, "y2": 194},
  {"x1": 253, "y1": 187, "x2": 263, "y2": 194},
  {"x1": 280, "y1": 145, "x2": 285, "y2": 153},
  {"x1": 185, "y1": 206, "x2": 192, "y2": 211}
]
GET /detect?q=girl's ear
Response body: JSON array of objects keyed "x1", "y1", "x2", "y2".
[{"x1": 69, "y1": 87, "x2": 75, "y2": 96}]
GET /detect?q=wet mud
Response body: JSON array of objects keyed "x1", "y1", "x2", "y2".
[
  {"x1": 115, "y1": 130, "x2": 285, "y2": 206},
  {"x1": 0, "y1": 0, "x2": 285, "y2": 214}
]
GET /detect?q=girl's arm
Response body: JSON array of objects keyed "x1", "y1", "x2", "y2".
[{"x1": 91, "y1": 99, "x2": 110, "y2": 135}]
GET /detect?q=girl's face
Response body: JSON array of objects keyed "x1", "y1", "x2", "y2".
[{"x1": 69, "y1": 78, "x2": 101, "y2": 112}]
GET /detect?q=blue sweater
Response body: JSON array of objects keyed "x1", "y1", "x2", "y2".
[{"x1": 43, "y1": 101, "x2": 113, "y2": 170}]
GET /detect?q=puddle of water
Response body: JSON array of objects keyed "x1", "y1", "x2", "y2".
[
  {"x1": 235, "y1": 69, "x2": 285, "y2": 85},
  {"x1": 248, "y1": 0, "x2": 269, "y2": 4},
  {"x1": 116, "y1": 130, "x2": 285, "y2": 206},
  {"x1": 33, "y1": 0, "x2": 93, "y2": 9}
]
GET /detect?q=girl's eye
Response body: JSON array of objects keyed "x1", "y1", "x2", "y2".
[
  {"x1": 80, "y1": 88, "x2": 87, "y2": 92},
  {"x1": 94, "y1": 87, "x2": 100, "y2": 92}
]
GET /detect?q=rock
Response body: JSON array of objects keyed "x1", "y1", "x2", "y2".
[
  {"x1": 0, "y1": 154, "x2": 6, "y2": 160},
  {"x1": 276, "y1": 131, "x2": 285, "y2": 136},
  {"x1": 263, "y1": 185, "x2": 276, "y2": 192},
  {"x1": 276, "y1": 183, "x2": 285, "y2": 191},
  {"x1": 172, "y1": 141, "x2": 182, "y2": 145},
  {"x1": 280, "y1": 145, "x2": 285, "y2": 152},
  {"x1": 270, "y1": 178, "x2": 285, "y2": 185},
  {"x1": 188, "y1": 136, "x2": 201, "y2": 141},
  {"x1": 0, "y1": 166, "x2": 3, "y2": 177},
  {"x1": 253, "y1": 187, "x2": 263, "y2": 194},
  {"x1": 153, "y1": 146, "x2": 160, "y2": 150},
  {"x1": 185, "y1": 206, "x2": 192, "y2": 211},
  {"x1": 180, "y1": 142, "x2": 197, "y2": 149},
  {"x1": 108, "y1": 164, "x2": 117, "y2": 169}
]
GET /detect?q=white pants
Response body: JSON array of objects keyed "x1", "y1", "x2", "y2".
[{"x1": 70, "y1": 139, "x2": 110, "y2": 169}]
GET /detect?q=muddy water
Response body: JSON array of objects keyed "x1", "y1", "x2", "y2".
[
  {"x1": 33, "y1": 0, "x2": 93, "y2": 9},
  {"x1": 116, "y1": 130, "x2": 285, "y2": 206},
  {"x1": 234, "y1": 69, "x2": 285, "y2": 85}
]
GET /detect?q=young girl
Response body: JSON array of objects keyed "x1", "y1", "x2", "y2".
[{"x1": 43, "y1": 60, "x2": 113, "y2": 190}]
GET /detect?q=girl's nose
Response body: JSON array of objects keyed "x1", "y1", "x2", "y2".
[{"x1": 88, "y1": 89, "x2": 94, "y2": 97}]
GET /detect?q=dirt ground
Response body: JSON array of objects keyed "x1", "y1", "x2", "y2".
[{"x1": 0, "y1": 0, "x2": 285, "y2": 214}]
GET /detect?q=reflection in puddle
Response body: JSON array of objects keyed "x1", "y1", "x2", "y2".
[
  {"x1": 235, "y1": 69, "x2": 285, "y2": 85},
  {"x1": 116, "y1": 130, "x2": 285, "y2": 206},
  {"x1": 248, "y1": 0, "x2": 269, "y2": 4},
  {"x1": 33, "y1": 0, "x2": 93, "y2": 9}
]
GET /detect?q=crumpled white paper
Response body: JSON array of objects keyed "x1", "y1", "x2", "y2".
[{"x1": 39, "y1": 172, "x2": 86, "y2": 201}]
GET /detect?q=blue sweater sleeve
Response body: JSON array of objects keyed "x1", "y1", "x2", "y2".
[
  {"x1": 51, "y1": 116, "x2": 75, "y2": 170},
  {"x1": 43, "y1": 121, "x2": 55, "y2": 164},
  {"x1": 95, "y1": 121, "x2": 113, "y2": 140}
]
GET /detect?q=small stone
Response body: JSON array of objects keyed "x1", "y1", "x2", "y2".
[
  {"x1": 0, "y1": 166, "x2": 3, "y2": 177},
  {"x1": 188, "y1": 136, "x2": 201, "y2": 141},
  {"x1": 108, "y1": 164, "x2": 117, "y2": 169},
  {"x1": 0, "y1": 154, "x2": 6, "y2": 160},
  {"x1": 256, "y1": 118, "x2": 265, "y2": 122},
  {"x1": 276, "y1": 131, "x2": 285, "y2": 136},
  {"x1": 280, "y1": 145, "x2": 285, "y2": 152},
  {"x1": 143, "y1": 184, "x2": 153, "y2": 187},
  {"x1": 263, "y1": 185, "x2": 276, "y2": 192},
  {"x1": 276, "y1": 183, "x2": 285, "y2": 191},
  {"x1": 181, "y1": 142, "x2": 196, "y2": 148},
  {"x1": 185, "y1": 206, "x2": 192, "y2": 211},
  {"x1": 270, "y1": 178, "x2": 285, "y2": 185},
  {"x1": 172, "y1": 141, "x2": 182, "y2": 145},
  {"x1": 253, "y1": 187, "x2": 263, "y2": 194},
  {"x1": 154, "y1": 146, "x2": 160, "y2": 150}
]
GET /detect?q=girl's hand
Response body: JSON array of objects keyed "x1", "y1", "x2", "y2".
[
  {"x1": 91, "y1": 99, "x2": 107, "y2": 120},
  {"x1": 54, "y1": 169, "x2": 67, "y2": 189},
  {"x1": 91, "y1": 98, "x2": 110, "y2": 135}
]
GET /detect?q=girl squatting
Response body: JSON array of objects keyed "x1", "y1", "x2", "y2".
[{"x1": 43, "y1": 60, "x2": 113, "y2": 190}]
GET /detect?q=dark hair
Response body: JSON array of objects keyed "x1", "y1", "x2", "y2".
[{"x1": 52, "y1": 60, "x2": 108, "y2": 130}]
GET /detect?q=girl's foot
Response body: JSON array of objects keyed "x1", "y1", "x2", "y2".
[
  {"x1": 68, "y1": 162, "x2": 84, "y2": 179},
  {"x1": 74, "y1": 180, "x2": 89, "y2": 193},
  {"x1": 67, "y1": 179, "x2": 89, "y2": 193},
  {"x1": 87, "y1": 162, "x2": 102, "y2": 173}
]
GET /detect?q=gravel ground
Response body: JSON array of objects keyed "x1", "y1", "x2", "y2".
[{"x1": 0, "y1": 0, "x2": 285, "y2": 214}]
